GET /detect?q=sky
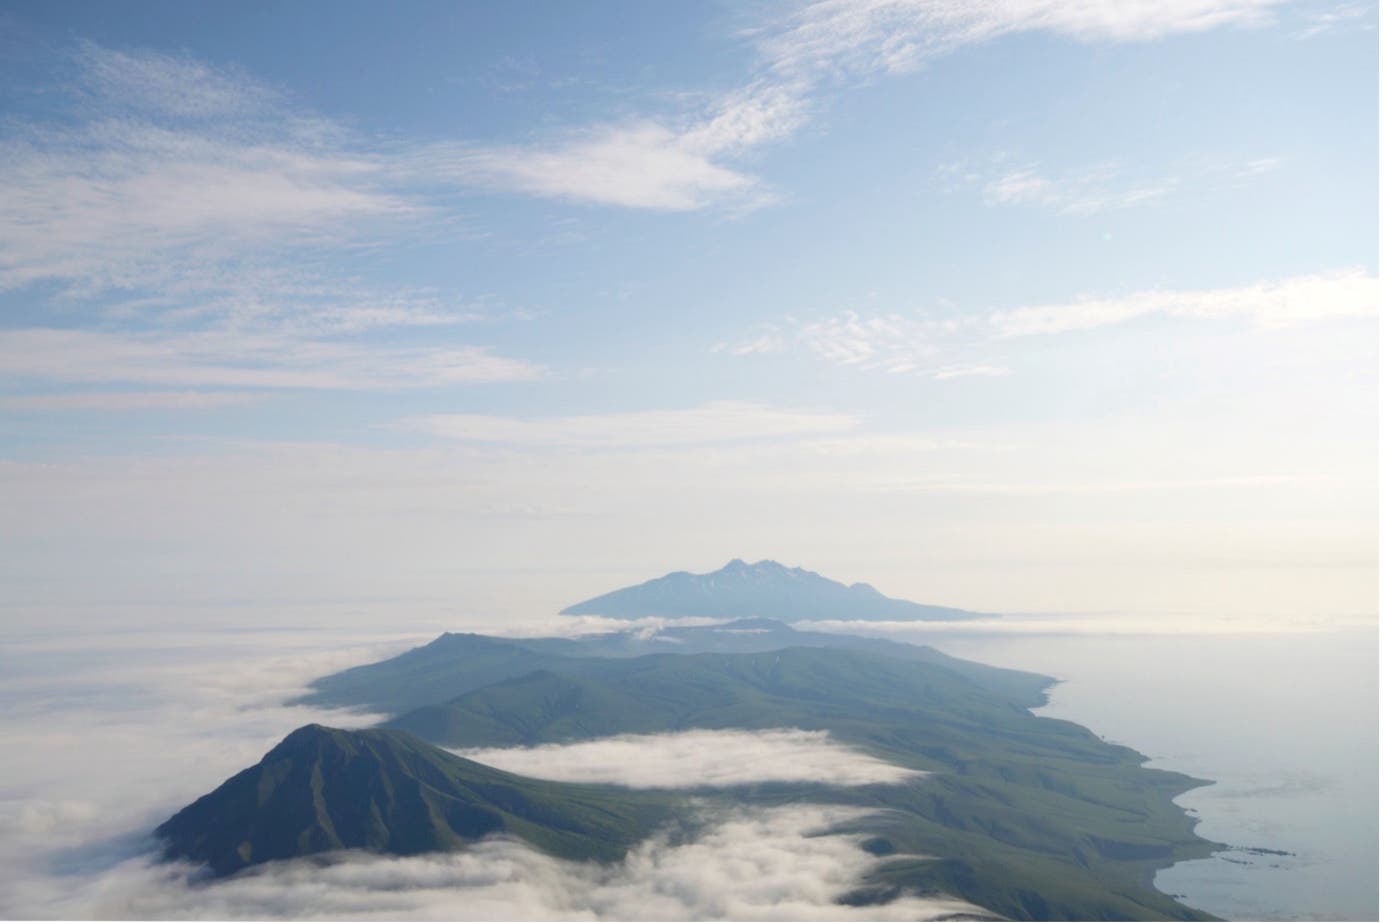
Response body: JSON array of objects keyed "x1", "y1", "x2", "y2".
[{"x1": 0, "y1": 0, "x2": 1377, "y2": 624}]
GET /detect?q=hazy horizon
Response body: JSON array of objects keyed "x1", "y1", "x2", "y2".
[{"x1": 0, "y1": 0, "x2": 1377, "y2": 625}]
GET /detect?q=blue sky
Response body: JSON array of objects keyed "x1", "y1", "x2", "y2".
[{"x1": 0, "y1": 0, "x2": 1377, "y2": 620}]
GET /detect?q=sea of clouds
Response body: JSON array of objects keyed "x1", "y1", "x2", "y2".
[
  {"x1": 454, "y1": 728, "x2": 922, "y2": 788},
  {"x1": 11, "y1": 805, "x2": 983, "y2": 921},
  {"x1": 0, "y1": 617, "x2": 974, "y2": 921}
]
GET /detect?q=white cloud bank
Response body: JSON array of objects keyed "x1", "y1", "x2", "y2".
[
  {"x1": 0, "y1": 625, "x2": 974, "y2": 921},
  {"x1": 456, "y1": 728, "x2": 922, "y2": 788},
  {"x1": 15, "y1": 806, "x2": 982, "y2": 921}
]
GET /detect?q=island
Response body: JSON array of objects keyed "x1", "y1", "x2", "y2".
[{"x1": 162, "y1": 617, "x2": 1218, "y2": 920}]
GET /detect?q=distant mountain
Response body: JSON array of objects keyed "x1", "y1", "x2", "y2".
[
  {"x1": 155, "y1": 724, "x2": 674, "y2": 877},
  {"x1": 559, "y1": 559, "x2": 983, "y2": 621},
  {"x1": 292, "y1": 617, "x2": 1047, "y2": 716}
]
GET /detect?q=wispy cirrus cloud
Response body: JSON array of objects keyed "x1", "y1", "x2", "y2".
[
  {"x1": 1, "y1": 44, "x2": 412, "y2": 297},
  {"x1": 760, "y1": 0, "x2": 1285, "y2": 78},
  {"x1": 0, "y1": 126, "x2": 407, "y2": 295},
  {"x1": 714, "y1": 312, "x2": 1008, "y2": 379},
  {"x1": 0, "y1": 328, "x2": 542, "y2": 391},
  {"x1": 982, "y1": 165, "x2": 1177, "y2": 215},
  {"x1": 71, "y1": 40, "x2": 286, "y2": 121},
  {"x1": 405, "y1": 78, "x2": 808, "y2": 211},
  {"x1": 989, "y1": 266, "x2": 1378, "y2": 335},
  {"x1": 717, "y1": 268, "x2": 1378, "y2": 376},
  {"x1": 1296, "y1": 1, "x2": 1371, "y2": 38},
  {"x1": 0, "y1": 391, "x2": 261, "y2": 411},
  {"x1": 935, "y1": 155, "x2": 1285, "y2": 216},
  {"x1": 1, "y1": 42, "x2": 544, "y2": 398},
  {"x1": 416, "y1": 0, "x2": 1290, "y2": 211},
  {"x1": 3, "y1": 2, "x2": 1306, "y2": 271},
  {"x1": 412, "y1": 126, "x2": 761, "y2": 212},
  {"x1": 400, "y1": 401, "x2": 857, "y2": 447}
]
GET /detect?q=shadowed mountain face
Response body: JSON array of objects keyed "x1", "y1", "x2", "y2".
[
  {"x1": 560, "y1": 559, "x2": 982, "y2": 621},
  {"x1": 155, "y1": 725, "x2": 674, "y2": 877}
]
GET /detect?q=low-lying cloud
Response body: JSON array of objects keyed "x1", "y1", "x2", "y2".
[
  {"x1": 0, "y1": 622, "x2": 964, "y2": 920},
  {"x1": 455, "y1": 728, "x2": 922, "y2": 788},
  {"x1": 0, "y1": 625, "x2": 407, "y2": 919},
  {"x1": 16, "y1": 806, "x2": 982, "y2": 921}
]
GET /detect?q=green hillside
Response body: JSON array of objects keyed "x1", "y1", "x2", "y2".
[
  {"x1": 270, "y1": 635, "x2": 1222, "y2": 920},
  {"x1": 385, "y1": 647, "x2": 1217, "y2": 921},
  {"x1": 295, "y1": 618, "x2": 1051, "y2": 714},
  {"x1": 292, "y1": 633, "x2": 585, "y2": 714},
  {"x1": 156, "y1": 724, "x2": 676, "y2": 877}
]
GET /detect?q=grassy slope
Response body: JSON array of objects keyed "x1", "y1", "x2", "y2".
[
  {"x1": 156, "y1": 724, "x2": 676, "y2": 877},
  {"x1": 385, "y1": 648, "x2": 1216, "y2": 921},
  {"x1": 290, "y1": 634, "x2": 589, "y2": 714},
  {"x1": 295, "y1": 620, "x2": 1053, "y2": 714}
]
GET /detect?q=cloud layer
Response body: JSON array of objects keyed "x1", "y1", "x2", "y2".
[
  {"x1": 1, "y1": 10, "x2": 1344, "y2": 400},
  {"x1": 0, "y1": 624, "x2": 971, "y2": 921},
  {"x1": 0, "y1": 328, "x2": 542, "y2": 391},
  {"x1": 0, "y1": 41, "x2": 536, "y2": 397},
  {"x1": 16, "y1": 806, "x2": 980, "y2": 921},
  {"x1": 456, "y1": 728, "x2": 922, "y2": 788},
  {"x1": 432, "y1": 0, "x2": 1290, "y2": 211},
  {"x1": 717, "y1": 267, "x2": 1379, "y2": 377},
  {"x1": 989, "y1": 266, "x2": 1378, "y2": 335}
]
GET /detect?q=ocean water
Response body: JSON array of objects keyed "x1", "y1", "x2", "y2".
[{"x1": 896, "y1": 623, "x2": 1379, "y2": 922}]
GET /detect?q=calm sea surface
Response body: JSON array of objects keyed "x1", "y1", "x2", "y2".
[{"x1": 907, "y1": 625, "x2": 1379, "y2": 922}]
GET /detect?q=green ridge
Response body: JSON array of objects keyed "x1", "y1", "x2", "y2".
[
  {"x1": 294, "y1": 618, "x2": 1051, "y2": 715},
  {"x1": 384, "y1": 647, "x2": 1217, "y2": 921}
]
